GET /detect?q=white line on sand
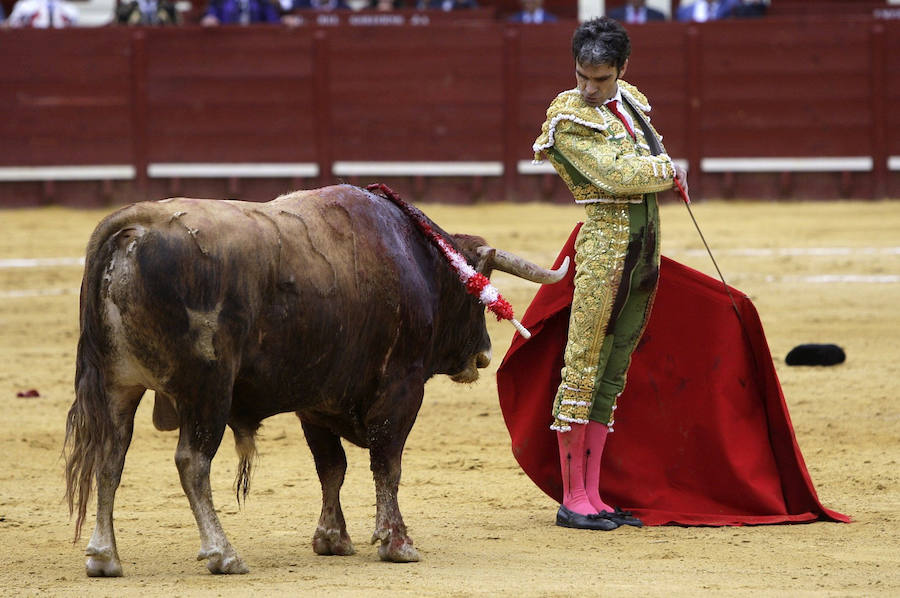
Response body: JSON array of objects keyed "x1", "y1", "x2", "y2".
[
  {"x1": 0, "y1": 257, "x2": 85, "y2": 268},
  {"x1": 2, "y1": 248, "x2": 899, "y2": 270},
  {"x1": 3, "y1": 273, "x2": 898, "y2": 301},
  {"x1": 1, "y1": 287, "x2": 79, "y2": 298},
  {"x1": 768, "y1": 274, "x2": 900, "y2": 284},
  {"x1": 674, "y1": 247, "x2": 900, "y2": 257},
  {"x1": 2, "y1": 247, "x2": 898, "y2": 299}
]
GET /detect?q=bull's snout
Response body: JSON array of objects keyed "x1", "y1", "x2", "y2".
[
  {"x1": 450, "y1": 348, "x2": 492, "y2": 384},
  {"x1": 476, "y1": 348, "x2": 491, "y2": 369}
]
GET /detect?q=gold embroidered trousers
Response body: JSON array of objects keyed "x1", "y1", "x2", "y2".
[{"x1": 551, "y1": 196, "x2": 660, "y2": 432}]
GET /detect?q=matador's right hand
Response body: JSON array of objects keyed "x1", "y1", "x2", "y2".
[{"x1": 674, "y1": 164, "x2": 689, "y2": 196}]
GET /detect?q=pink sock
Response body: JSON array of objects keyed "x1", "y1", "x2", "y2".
[
  {"x1": 584, "y1": 421, "x2": 614, "y2": 513},
  {"x1": 557, "y1": 424, "x2": 597, "y2": 515}
]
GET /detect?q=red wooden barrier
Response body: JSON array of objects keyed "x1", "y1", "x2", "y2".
[
  {"x1": 0, "y1": 28, "x2": 134, "y2": 167},
  {"x1": 1, "y1": 17, "x2": 898, "y2": 206}
]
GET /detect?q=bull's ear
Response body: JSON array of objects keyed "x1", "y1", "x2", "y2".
[{"x1": 475, "y1": 247, "x2": 495, "y2": 277}]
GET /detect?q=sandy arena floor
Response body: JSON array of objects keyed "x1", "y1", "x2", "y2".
[{"x1": 0, "y1": 197, "x2": 898, "y2": 597}]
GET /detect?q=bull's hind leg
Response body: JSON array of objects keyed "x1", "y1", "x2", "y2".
[
  {"x1": 84, "y1": 385, "x2": 144, "y2": 577},
  {"x1": 367, "y1": 382, "x2": 423, "y2": 563},
  {"x1": 174, "y1": 382, "x2": 248, "y2": 575},
  {"x1": 300, "y1": 420, "x2": 356, "y2": 556}
]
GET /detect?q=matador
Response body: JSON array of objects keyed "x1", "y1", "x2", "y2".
[{"x1": 531, "y1": 17, "x2": 688, "y2": 531}]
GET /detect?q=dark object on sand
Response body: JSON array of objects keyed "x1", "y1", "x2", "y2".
[{"x1": 785, "y1": 344, "x2": 846, "y2": 366}]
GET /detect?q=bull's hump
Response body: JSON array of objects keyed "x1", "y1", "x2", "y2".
[{"x1": 271, "y1": 184, "x2": 373, "y2": 213}]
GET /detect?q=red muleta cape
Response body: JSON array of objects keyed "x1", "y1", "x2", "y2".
[{"x1": 496, "y1": 224, "x2": 848, "y2": 526}]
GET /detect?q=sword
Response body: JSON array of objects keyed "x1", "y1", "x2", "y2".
[
  {"x1": 672, "y1": 176, "x2": 743, "y2": 320},
  {"x1": 626, "y1": 97, "x2": 744, "y2": 321}
]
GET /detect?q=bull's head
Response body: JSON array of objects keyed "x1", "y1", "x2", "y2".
[{"x1": 445, "y1": 235, "x2": 568, "y2": 384}]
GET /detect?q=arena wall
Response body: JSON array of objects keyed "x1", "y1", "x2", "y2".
[{"x1": 1, "y1": 15, "x2": 898, "y2": 206}]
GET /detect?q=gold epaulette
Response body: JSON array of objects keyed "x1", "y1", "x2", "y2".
[
  {"x1": 617, "y1": 81, "x2": 651, "y2": 115},
  {"x1": 533, "y1": 89, "x2": 610, "y2": 160}
]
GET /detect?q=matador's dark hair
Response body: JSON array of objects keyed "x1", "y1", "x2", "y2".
[{"x1": 571, "y1": 17, "x2": 631, "y2": 72}]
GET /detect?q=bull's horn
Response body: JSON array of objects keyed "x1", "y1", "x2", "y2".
[{"x1": 476, "y1": 247, "x2": 569, "y2": 284}]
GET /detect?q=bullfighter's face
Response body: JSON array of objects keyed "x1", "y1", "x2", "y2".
[{"x1": 575, "y1": 59, "x2": 628, "y2": 107}]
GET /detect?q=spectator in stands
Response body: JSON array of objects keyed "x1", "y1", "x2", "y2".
[
  {"x1": 6, "y1": 0, "x2": 79, "y2": 26},
  {"x1": 372, "y1": 0, "x2": 403, "y2": 9},
  {"x1": 733, "y1": 0, "x2": 766, "y2": 18},
  {"x1": 290, "y1": 0, "x2": 349, "y2": 9},
  {"x1": 676, "y1": 0, "x2": 738, "y2": 22},
  {"x1": 608, "y1": 0, "x2": 665, "y2": 24},
  {"x1": 201, "y1": 0, "x2": 282, "y2": 24},
  {"x1": 115, "y1": 0, "x2": 180, "y2": 24},
  {"x1": 423, "y1": 0, "x2": 477, "y2": 11},
  {"x1": 508, "y1": 0, "x2": 557, "y2": 23}
]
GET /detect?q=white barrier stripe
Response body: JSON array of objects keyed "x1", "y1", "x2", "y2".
[
  {"x1": 701, "y1": 157, "x2": 873, "y2": 172},
  {"x1": 333, "y1": 161, "x2": 503, "y2": 177},
  {"x1": 0, "y1": 165, "x2": 135, "y2": 181},
  {"x1": 517, "y1": 160, "x2": 556, "y2": 174},
  {"x1": 0, "y1": 257, "x2": 85, "y2": 268},
  {"x1": 517, "y1": 158, "x2": 689, "y2": 174},
  {"x1": 148, "y1": 163, "x2": 319, "y2": 178}
]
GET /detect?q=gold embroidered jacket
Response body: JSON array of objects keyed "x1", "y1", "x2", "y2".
[{"x1": 533, "y1": 81, "x2": 675, "y2": 204}]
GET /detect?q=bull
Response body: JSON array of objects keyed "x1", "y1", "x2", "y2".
[{"x1": 64, "y1": 184, "x2": 566, "y2": 576}]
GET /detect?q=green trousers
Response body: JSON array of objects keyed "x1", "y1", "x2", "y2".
[{"x1": 551, "y1": 196, "x2": 660, "y2": 431}]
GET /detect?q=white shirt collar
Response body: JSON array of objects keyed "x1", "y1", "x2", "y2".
[
  {"x1": 606, "y1": 87, "x2": 624, "y2": 106},
  {"x1": 602, "y1": 87, "x2": 635, "y2": 133}
]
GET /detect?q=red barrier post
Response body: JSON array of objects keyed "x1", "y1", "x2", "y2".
[
  {"x1": 130, "y1": 30, "x2": 149, "y2": 199},
  {"x1": 685, "y1": 25, "x2": 703, "y2": 200},
  {"x1": 502, "y1": 26, "x2": 521, "y2": 201},
  {"x1": 870, "y1": 22, "x2": 887, "y2": 198},
  {"x1": 313, "y1": 29, "x2": 333, "y2": 186}
]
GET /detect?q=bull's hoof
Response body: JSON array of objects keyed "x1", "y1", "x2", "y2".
[
  {"x1": 378, "y1": 540, "x2": 420, "y2": 563},
  {"x1": 198, "y1": 547, "x2": 249, "y2": 575},
  {"x1": 313, "y1": 526, "x2": 356, "y2": 556},
  {"x1": 371, "y1": 530, "x2": 420, "y2": 563},
  {"x1": 85, "y1": 545, "x2": 123, "y2": 577}
]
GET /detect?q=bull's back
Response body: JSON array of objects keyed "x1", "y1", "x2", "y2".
[{"x1": 269, "y1": 186, "x2": 434, "y2": 309}]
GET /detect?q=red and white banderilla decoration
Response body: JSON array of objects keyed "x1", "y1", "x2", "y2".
[{"x1": 367, "y1": 183, "x2": 532, "y2": 339}]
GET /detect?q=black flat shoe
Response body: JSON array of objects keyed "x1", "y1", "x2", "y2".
[
  {"x1": 555, "y1": 505, "x2": 619, "y2": 531},
  {"x1": 596, "y1": 508, "x2": 643, "y2": 528}
]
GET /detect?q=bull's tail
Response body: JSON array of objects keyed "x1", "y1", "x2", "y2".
[
  {"x1": 64, "y1": 215, "x2": 136, "y2": 542},
  {"x1": 233, "y1": 430, "x2": 258, "y2": 505}
]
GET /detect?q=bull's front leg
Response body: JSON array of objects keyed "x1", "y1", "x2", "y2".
[
  {"x1": 367, "y1": 383, "x2": 423, "y2": 563},
  {"x1": 175, "y1": 395, "x2": 248, "y2": 574}
]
